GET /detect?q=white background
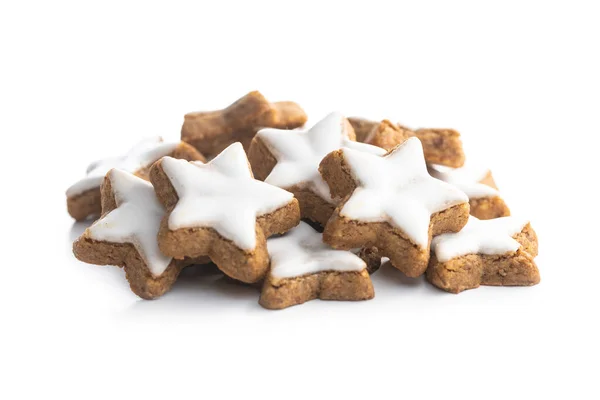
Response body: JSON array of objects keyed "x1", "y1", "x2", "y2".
[{"x1": 1, "y1": 1, "x2": 599, "y2": 399}]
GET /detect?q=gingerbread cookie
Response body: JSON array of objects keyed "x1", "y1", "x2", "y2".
[
  {"x1": 348, "y1": 118, "x2": 412, "y2": 150},
  {"x1": 149, "y1": 142, "x2": 301, "y2": 283},
  {"x1": 427, "y1": 216, "x2": 540, "y2": 293},
  {"x1": 66, "y1": 137, "x2": 205, "y2": 221},
  {"x1": 181, "y1": 91, "x2": 307, "y2": 158},
  {"x1": 348, "y1": 117, "x2": 379, "y2": 143},
  {"x1": 428, "y1": 164, "x2": 510, "y2": 220},
  {"x1": 248, "y1": 112, "x2": 386, "y2": 225},
  {"x1": 348, "y1": 117, "x2": 465, "y2": 167},
  {"x1": 319, "y1": 137, "x2": 470, "y2": 277},
  {"x1": 413, "y1": 128, "x2": 465, "y2": 168},
  {"x1": 73, "y1": 169, "x2": 206, "y2": 299},
  {"x1": 362, "y1": 120, "x2": 413, "y2": 151},
  {"x1": 259, "y1": 222, "x2": 374, "y2": 310}
]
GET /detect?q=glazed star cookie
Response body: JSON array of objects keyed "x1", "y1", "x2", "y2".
[
  {"x1": 428, "y1": 164, "x2": 510, "y2": 220},
  {"x1": 149, "y1": 142, "x2": 301, "y2": 283},
  {"x1": 427, "y1": 216, "x2": 540, "y2": 293},
  {"x1": 299, "y1": 218, "x2": 383, "y2": 274},
  {"x1": 247, "y1": 112, "x2": 386, "y2": 225},
  {"x1": 181, "y1": 91, "x2": 307, "y2": 158},
  {"x1": 348, "y1": 117, "x2": 465, "y2": 167},
  {"x1": 73, "y1": 169, "x2": 206, "y2": 299},
  {"x1": 259, "y1": 222, "x2": 374, "y2": 310},
  {"x1": 66, "y1": 137, "x2": 205, "y2": 221},
  {"x1": 319, "y1": 137, "x2": 470, "y2": 277}
]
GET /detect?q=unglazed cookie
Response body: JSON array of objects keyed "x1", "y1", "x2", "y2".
[
  {"x1": 259, "y1": 222, "x2": 374, "y2": 310},
  {"x1": 248, "y1": 112, "x2": 386, "y2": 225},
  {"x1": 73, "y1": 169, "x2": 207, "y2": 299},
  {"x1": 427, "y1": 216, "x2": 540, "y2": 293},
  {"x1": 319, "y1": 137, "x2": 470, "y2": 277},
  {"x1": 181, "y1": 91, "x2": 307, "y2": 158},
  {"x1": 428, "y1": 164, "x2": 510, "y2": 220},
  {"x1": 413, "y1": 128, "x2": 465, "y2": 168},
  {"x1": 348, "y1": 117, "x2": 466, "y2": 167},
  {"x1": 360, "y1": 119, "x2": 413, "y2": 151},
  {"x1": 66, "y1": 137, "x2": 205, "y2": 221},
  {"x1": 149, "y1": 142, "x2": 301, "y2": 283}
]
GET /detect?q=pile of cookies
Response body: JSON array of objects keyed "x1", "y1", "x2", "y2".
[{"x1": 68, "y1": 91, "x2": 540, "y2": 310}]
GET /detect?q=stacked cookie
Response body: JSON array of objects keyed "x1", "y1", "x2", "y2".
[{"x1": 68, "y1": 91, "x2": 540, "y2": 309}]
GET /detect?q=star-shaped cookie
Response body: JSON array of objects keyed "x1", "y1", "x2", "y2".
[
  {"x1": 73, "y1": 169, "x2": 205, "y2": 299},
  {"x1": 427, "y1": 216, "x2": 540, "y2": 293},
  {"x1": 248, "y1": 112, "x2": 386, "y2": 225},
  {"x1": 319, "y1": 137, "x2": 470, "y2": 277},
  {"x1": 259, "y1": 222, "x2": 374, "y2": 309},
  {"x1": 348, "y1": 117, "x2": 466, "y2": 167},
  {"x1": 149, "y1": 142, "x2": 301, "y2": 283},
  {"x1": 66, "y1": 137, "x2": 205, "y2": 221},
  {"x1": 181, "y1": 91, "x2": 307, "y2": 158},
  {"x1": 428, "y1": 163, "x2": 510, "y2": 220}
]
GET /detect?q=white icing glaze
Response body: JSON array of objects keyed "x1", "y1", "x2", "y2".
[
  {"x1": 339, "y1": 137, "x2": 469, "y2": 249},
  {"x1": 267, "y1": 221, "x2": 366, "y2": 279},
  {"x1": 428, "y1": 163, "x2": 499, "y2": 199},
  {"x1": 257, "y1": 112, "x2": 386, "y2": 202},
  {"x1": 66, "y1": 137, "x2": 178, "y2": 197},
  {"x1": 87, "y1": 169, "x2": 172, "y2": 277},
  {"x1": 161, "y1": 142, "x2": 295, "y2": 251},
  {"x1": 431, "y1": 216, "x2": 529, "y2": 262}
]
